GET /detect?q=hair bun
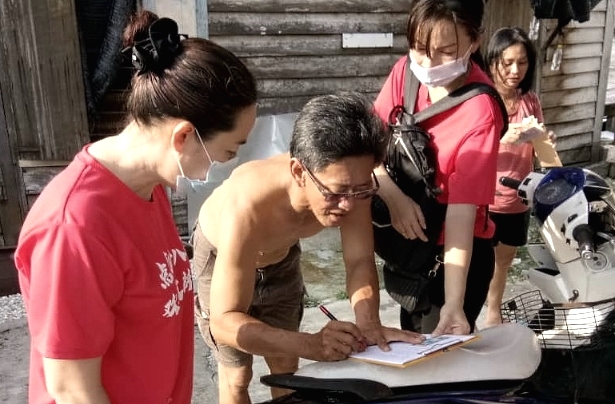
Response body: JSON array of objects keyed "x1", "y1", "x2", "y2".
[{"x1": 124, "y1": 17, "x2": 187, "y2": 75}]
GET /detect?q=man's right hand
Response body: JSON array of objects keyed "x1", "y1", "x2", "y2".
[{"x1": 308, "y1": 321, "x2": 368, "y2": 361}]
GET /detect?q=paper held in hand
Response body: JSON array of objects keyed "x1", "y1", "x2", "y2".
[
  {"x1": 520, "y1": 115, "x2": 562, "y2": 167},
  {"x1": 518, "y1": 115, "x2": 545, "y2": 144},
  {"x1": 349, "y1": 334, "x2": 479, "y2": 368}
]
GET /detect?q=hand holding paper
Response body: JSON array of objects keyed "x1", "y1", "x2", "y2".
[{"x1": 501, "y1": 116, "x2": 546, "y2": 145}]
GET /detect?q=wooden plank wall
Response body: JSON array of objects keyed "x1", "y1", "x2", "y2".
[
  {"x1": 0, "y1": 0, "x2": 89, "y2": 162},
  {"x1": 207, "y1": 0, "x2": 536, "y2": 116},
  {"x1": 483, "y1": 0, "x2": 534, "y2": 52},
  {"x1": 0, "y1": 0, "x2": 89, "y2": 293},
  {"x1": 539, "y1": 0, "x2": 615, "y2": 165},
  {"x1": 0, "y1": 0, "x2": 90, "y2": 223},
  {"x1": 207, "y1": 0, "x2": 412, "y2": 115}
]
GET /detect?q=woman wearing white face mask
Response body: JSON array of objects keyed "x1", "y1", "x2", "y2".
[
  {"x1": 373, "y1": 0, "x2": 505, "y2": 336},
  {"x1": 14, "y1": 10, "x2": 256, "y2": 404}
]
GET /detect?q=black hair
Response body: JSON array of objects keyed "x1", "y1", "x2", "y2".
[
  {"x1": 122, "y1": 10, "x2": 257, "y2": 141},
  {"x1": 485, "y1": 27, "x2": 537, "y2": 94},
  {"x1": 406, "y1": 0, "x2": 486, "y2": 69},
  {"x1": 290, "y1": 92, "x2": 387, "y2": 172}
]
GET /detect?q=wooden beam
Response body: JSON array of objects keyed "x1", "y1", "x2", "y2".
[
  {"x1": 541, "y1": 87, "x2": 597, "y2": 108},
  {"x1": 210, "y1": 34, "x2": 408, "y2": 57},
  {"x1": 552, "y1": 132, "x2": 593, "y2": 151},
  {"x1": 541, "y1": 72, "x2": 599, "y2": 92},
  {"x1": 209, "y1": 12, "x2": 408, "y2": 36},
  {"x1": 594, "y1": 0, "x2": 608, "y2": 11},
  {"x1": 554, "y1": 27, "x2": 604, "y2": 45},
  {"x1": 592, "y1": 0, "x2": 615, "y2": 162},
  {"x1": 258, "y1": 76, "x2": 387, "y2": 98},
  {"x1": 558, "y1": 146, "x2": 592, "y2": 165},
  {"x1": 208, "y1": 0, "x2": 413, "y2": 13},
  {"x1": 550, "y1": 43, "x2": 604, "y2": 60},
  {"x1": 0, "y1": 75, "x2": 24, "y2": 246},
  {"x1": 242, "y1": 54, "x2": 400, "y2": 79},
  {"x1": 21, "y1": 166, "x2": 67, "y2": 196},
  {"x1": 543, "y1": 102, "x2": 596, "y2": 124},
  {"x1": 547, "y1": 118, "x2": 595, "y2": 138},
  {"x1": 18, "y1": 160, "x2": 72, "y2": 168},
  {"x1": 258, "y1": 92, "x2": 379, "y2": 115},
  {"x1": 542, "y1": 57, "x2": 601, "y2": 77}
]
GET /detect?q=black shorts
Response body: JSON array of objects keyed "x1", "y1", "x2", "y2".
[{"x1": 490, "y1": 210, "x2": 531, "y2": 247}]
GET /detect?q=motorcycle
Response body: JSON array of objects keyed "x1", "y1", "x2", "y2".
[
  {"x1": 257, "y1": 167, "x2": 615, "y2": 404},
  {"x1": 499, "y1": 167, "x2": 615, "y2": 403}
]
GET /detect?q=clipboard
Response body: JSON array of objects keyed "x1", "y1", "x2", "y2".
[{"x1": 348, "y1": 334, "x2": 480, "y2": 368}]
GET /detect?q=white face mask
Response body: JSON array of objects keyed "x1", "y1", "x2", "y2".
[
  {"x1": 174, "y1": 128, "x2": 218, "y2": 197},
  {"x1": 175, "y1": 157, "x2": 240, "y2": 196},
  {"x1": 409, "y1": 47, "x2": 472, "y2": 88},
  {"x1": 175, "y1": 135, "x2": 239, "y2": 232}
]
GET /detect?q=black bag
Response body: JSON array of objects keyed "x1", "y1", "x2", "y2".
[
  {"x1": 372, "y1": 61, "x2": 507, "y2": 275},
  {"x1": 531, "y1": 0, "x2": 601, "y2": 24},
  {"x1": 530, "y1": 0, "x2": 601, "y2": 52},
  {"x1": 381, "y1": 253, "x2": 442, "y2": 314}
]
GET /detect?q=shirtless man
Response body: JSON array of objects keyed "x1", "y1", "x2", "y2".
[{"x1": 193, "y1": 92, "x2": 423, "y2": 404}]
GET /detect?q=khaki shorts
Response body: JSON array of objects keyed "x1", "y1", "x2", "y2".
[{"x1": 193, "y1": 223, "x2": 304, "y2": 367}]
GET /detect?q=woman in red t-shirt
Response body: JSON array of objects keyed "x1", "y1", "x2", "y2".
[
  {"x1": 483, "y1": 27, "x2": 559, "y2": 327},
  {"x1": 15, "y1": 10, "x2": 257, "y2": 404},
  {"x1": 374, "y1": 0, "x2": 504, "y2": 335}
]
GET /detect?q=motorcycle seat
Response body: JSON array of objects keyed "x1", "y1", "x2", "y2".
[
  {"x1": 260, "y1": 374, "x2": 394, "y2": 401},
  {"x1": 293, "y1": 322, "x2": 541, "y2": 388}
]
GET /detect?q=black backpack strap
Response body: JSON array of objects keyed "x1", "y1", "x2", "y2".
[
  {"x1": 404, "y1": 58, "x2": 420, "y2": 116},
  {"x1": 402, "y1": 63, "x2": 508, "y2": 137},
  {"x1": 414, "y1": 82, "x2": 507, "y2": 128}
]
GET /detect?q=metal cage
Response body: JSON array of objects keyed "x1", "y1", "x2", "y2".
[{"x1": 501, "y1": 290, "x2": 615, "y2": 350}]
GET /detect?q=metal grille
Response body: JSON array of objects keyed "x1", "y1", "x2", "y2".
[{"x1": 501, "y1": 290, "x2": 615, "y2": 350}]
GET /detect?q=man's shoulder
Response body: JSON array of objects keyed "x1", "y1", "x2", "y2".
[{"x1": 203, "y1": 155, "x2": 292, "y2": 216}]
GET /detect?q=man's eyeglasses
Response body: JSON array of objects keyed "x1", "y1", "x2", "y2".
[{"x1": 303, "y1": 165, "x2": 380, "y2": 202}]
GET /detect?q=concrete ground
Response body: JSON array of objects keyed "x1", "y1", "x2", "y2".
[{"x1": 1, "y1": 280, "x2": 533, "y2": 404}]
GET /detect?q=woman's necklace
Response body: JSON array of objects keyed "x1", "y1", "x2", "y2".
[{"x1": 502, "y1": 92, "x2": 520, "y2": 114}]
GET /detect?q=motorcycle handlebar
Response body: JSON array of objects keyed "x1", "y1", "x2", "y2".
[
  {"x1": 499, "y1": 176, "x2": 522, "y2": 190},
  {"x1": 572, "y1": 224, "x2": 595, "y2": 260}
]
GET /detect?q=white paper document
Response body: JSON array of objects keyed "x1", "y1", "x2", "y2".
[{"x1": 349, "y1": 334, "x2": 478, "y2": 368}]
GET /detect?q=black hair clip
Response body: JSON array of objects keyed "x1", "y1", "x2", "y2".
[{"x1": 122, "y1": 18, "x2": 188, "y2": 75}]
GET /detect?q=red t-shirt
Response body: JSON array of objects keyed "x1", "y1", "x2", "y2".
[
  {"x1": 490, "y1": 90, "x2": 544, "y2": 214},
  {"x1": 15, "y1": 146, "x2": 194, "y2": 404},
  {"x1": 374, "y1": 56, "x2": 503, "y2": 239}
]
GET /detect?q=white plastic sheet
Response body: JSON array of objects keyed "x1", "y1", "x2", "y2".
[{"x1": 184, "y1": 112, "x2": 299, "y2": 231}]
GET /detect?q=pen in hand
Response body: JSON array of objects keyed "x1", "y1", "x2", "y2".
[
  {"x1": 318, "y1": 304, "x2": 338, "y2": 321},
  {"x1": 318, "y1": 304, "x2": 367, "y2": 350}
]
